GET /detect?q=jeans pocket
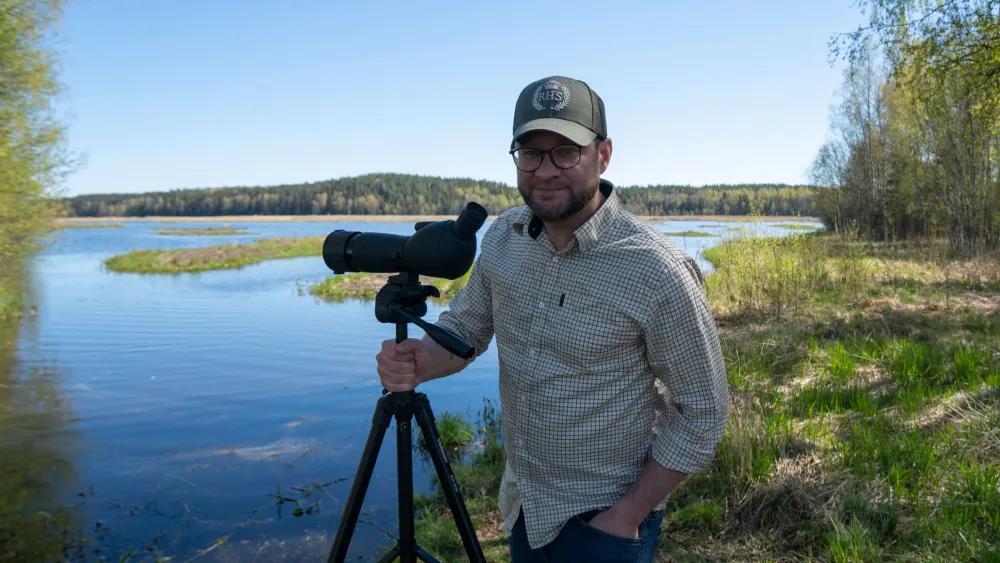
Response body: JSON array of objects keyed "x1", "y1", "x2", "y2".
[{"x1": 571, "y1": 514, "x2": 644, "y2": 546}]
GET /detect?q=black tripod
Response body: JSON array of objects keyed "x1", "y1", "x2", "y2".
[{"x1": 327, "y1": 271, "x2": 486, "y2": 563}]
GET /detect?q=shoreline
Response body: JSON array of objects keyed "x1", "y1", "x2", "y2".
[{"x1": 56, "y1": 214, "x2": 820, "y2": 224}]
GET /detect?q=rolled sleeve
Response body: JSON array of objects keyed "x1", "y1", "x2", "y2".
[
  {"x1": 643, "y1": 258, "x2": 730, "y2": 475},
  {"x1": 435, "y1": 255, "x2": 494, "y2": 359}
]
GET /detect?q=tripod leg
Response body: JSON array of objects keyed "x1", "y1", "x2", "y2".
[
  {"x1": 396, "y1": 410, "x2": 417, "y2": 563},
  {"x1": 376, "y1": 545, "x2": 400, "y2": 563},
  {"x1": 414, "y1": 395, "x2": 488, "y2": 563},
  {"x1": 327, "y1": 396, "x2": 393, "y2": 563},
  {"x1": 415, "y1": 547, "x2": 442, "y2": 563}
]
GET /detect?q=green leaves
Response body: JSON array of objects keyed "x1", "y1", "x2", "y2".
[
  {"x1": 0, "y1": 0, "x2": 74, "y2": 323},
  {"x1": 821, "y1": 0, "x2": 1000, "y2": 256}
]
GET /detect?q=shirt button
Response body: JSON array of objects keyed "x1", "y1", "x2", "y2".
[
  {"x1": 552, "y1": 256, "x2": 559, "y2": 263},
  {"x1": 539, "y1": 302, "x2": 545, "y2": 309},
  {"x1": 529, "y1": 349, "x2": 535, "y2": 356}
]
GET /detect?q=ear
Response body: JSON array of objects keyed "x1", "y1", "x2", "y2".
[{"x1": 598, "y1": 137, "x2": 613, "y2": 174}]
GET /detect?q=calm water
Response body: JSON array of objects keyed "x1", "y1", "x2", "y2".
[{"x1": 3, "y1": 217, "x2": 818, "y2": 561}]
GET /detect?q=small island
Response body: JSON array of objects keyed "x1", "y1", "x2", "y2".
[{"x1": 104, "y1": 236, "x2": 323, "y2": 274}]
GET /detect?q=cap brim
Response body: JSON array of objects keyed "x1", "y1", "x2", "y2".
[{"x1": 512, "y1": 118, "x2": 597, "y2": 146}]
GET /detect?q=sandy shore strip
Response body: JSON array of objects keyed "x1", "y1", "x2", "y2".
[{"x1": 56, "y1": 214, "x2": 820, "y2": 224}]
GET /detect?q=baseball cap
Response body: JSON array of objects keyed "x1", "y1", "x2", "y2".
[{"x1": 512, "y1": 76, "x2": 607, "y2": 147}]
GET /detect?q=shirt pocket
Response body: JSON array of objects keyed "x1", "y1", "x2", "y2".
[
  {"x1": 488, "y1": 260, "x2": 534, "y2": 349},
  {"x1": 553, "y1": 289, "x2": 641, "y2": 370}
]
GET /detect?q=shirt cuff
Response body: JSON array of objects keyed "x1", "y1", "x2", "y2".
[{"x1": 649, "y1": 408, "x2": 728, "y2": 475}]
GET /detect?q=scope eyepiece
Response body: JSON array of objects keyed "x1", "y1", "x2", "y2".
[{"x1": 453, "y1": 202, "x2": 488, "y2": 240}]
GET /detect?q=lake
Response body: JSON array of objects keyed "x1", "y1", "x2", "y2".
[{"x1": 2, "y1": 217, "x2": 819, "y2": 561}]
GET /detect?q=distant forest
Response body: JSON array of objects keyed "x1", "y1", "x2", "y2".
[{"x1": 63, "y1": 173, "x2": 820, "y2": 217}]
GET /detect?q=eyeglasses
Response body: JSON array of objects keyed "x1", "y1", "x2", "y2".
[{"x1": 509, "y1": 144, "x2": 582, "y2": 172}]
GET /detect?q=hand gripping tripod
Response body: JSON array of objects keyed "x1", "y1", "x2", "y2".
[{"x1": 327, "y1": 271, "x2": 487, "y2": 563}]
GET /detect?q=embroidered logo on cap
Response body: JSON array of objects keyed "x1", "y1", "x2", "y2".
[{"x1": 531, "y1": 80, "x2": 570, "y2": 112}]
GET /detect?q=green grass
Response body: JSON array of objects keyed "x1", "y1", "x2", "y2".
[
  {"x1": 153, "y1": 226, "x2": 256, "y2": 236},
  {"x1": 415, "y1": 410, "x2": 475, "y2": 457},
  {"x1": 669, "y1": 498, "x2": 726, "y2": 530},
  {"x1": 104, "y1": 236, "x2": 324, "y2": 274},
  {"x1": 788, "y1": 333, "x2": 1000, "y2": 418},
  {"x1": 841, "y1": 414, "x2": 938, "y2": 498},
  {"x1": 0, "y1": 286, "x2": 21, "y2": 324}
]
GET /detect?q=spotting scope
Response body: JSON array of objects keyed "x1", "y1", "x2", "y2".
[{"x1": 322, "y1": 202, "x2": 488, "y2": 279}]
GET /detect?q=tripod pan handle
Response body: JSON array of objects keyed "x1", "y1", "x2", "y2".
[
  {"x1": 391, "y1": 304, "x2": 475, "y2": 359},
  {"x1": 423, "y1": 323, "x2": 475, "y2": 359}
]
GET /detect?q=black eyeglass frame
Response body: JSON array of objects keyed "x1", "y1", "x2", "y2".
[{"x1": 508, "y1": 144, "x2": 584, "y2": 172}]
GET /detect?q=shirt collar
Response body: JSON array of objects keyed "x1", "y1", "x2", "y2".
[{"x1": 512, "y1": 179, "x2": 621, "y2": 252}]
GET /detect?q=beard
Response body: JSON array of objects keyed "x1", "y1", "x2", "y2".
[{"x1": 518, "y1": 176, "x2": 601, "y2": 222}]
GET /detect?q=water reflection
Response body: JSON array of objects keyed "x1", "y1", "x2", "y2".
[{"x1": 0, "y1": 312, "x2": 79, "y2": 561}]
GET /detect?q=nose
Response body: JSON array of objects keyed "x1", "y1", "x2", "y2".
[{"x1": 533, "y1": 152, "x2": 561, "y2": 181}]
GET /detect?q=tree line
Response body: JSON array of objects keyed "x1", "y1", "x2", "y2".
[
  {"x1": 812, "y1": 0, "x2": 1000, "y2": 256},
  {"x1": 62, "y1": 173, "x2": 820, "y2": 218}
]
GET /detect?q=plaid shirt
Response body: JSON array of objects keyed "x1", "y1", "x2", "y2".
[{"x1": 436, "y1": 179, "x2": 731, "y2": 549}]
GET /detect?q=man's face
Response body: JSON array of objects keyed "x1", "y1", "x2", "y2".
[{"x1": 513, "y1": 131, "x2": 607, "y2": 222}]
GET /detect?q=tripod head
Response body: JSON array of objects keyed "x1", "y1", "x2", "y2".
[{"x1": 375, "y1": 271, "x2": 474, "y2": 359}]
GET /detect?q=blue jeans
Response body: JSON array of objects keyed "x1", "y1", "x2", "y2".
[{"x1": 507, "y1": 507, "x2": 665, "y2": 563}]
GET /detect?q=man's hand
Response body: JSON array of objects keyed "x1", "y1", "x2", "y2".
[
  {"x1": 376, "y1": 338, "x2": 431, "y2": 392},
  {"x1": 585, "y1": 507, "x2": 640, "y2": 540}
]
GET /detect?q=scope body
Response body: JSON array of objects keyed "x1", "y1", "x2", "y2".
[{"x1": 322, "y1": 202, "x2": 488, "y2": 279}]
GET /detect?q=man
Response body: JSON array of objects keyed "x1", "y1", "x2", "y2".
[{"x1": 376, "y1": 75, "x2": 730, "y2": 562}]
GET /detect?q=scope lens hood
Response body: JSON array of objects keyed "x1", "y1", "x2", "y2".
[{"x1": 323, "y1": 230, "x2": 359, "y2": 274}]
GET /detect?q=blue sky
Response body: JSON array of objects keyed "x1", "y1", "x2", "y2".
[{"x1": 54, "y1": 1, "x2": 867, "y2": 196}]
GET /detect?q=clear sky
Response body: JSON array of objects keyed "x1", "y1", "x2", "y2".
[{"x1": 53, "y1": 0, "x2": 867, "y2": 196}]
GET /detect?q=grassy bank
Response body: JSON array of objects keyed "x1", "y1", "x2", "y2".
[
  {"x1": 774, "y1": 223, "x2": 819, "y2": 230},
  {"x1": 104, "y1": 236, "x2": 324, "y2": 274},
  {"x1": 0, "y1": 284, "x2": 22, "y2": 324},
  {"x1": 306, "y1": 268, "x2": 472, "y2": 303},
  {"x1": 55, "y1": 222, "x2": 125, "y2": 229},
  {"x1": 405, "y1": 229, "x2": 1000, "y2": 562},
  {"x1": 663, "y1": 230, "x2": 713, "y2": 237}
]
